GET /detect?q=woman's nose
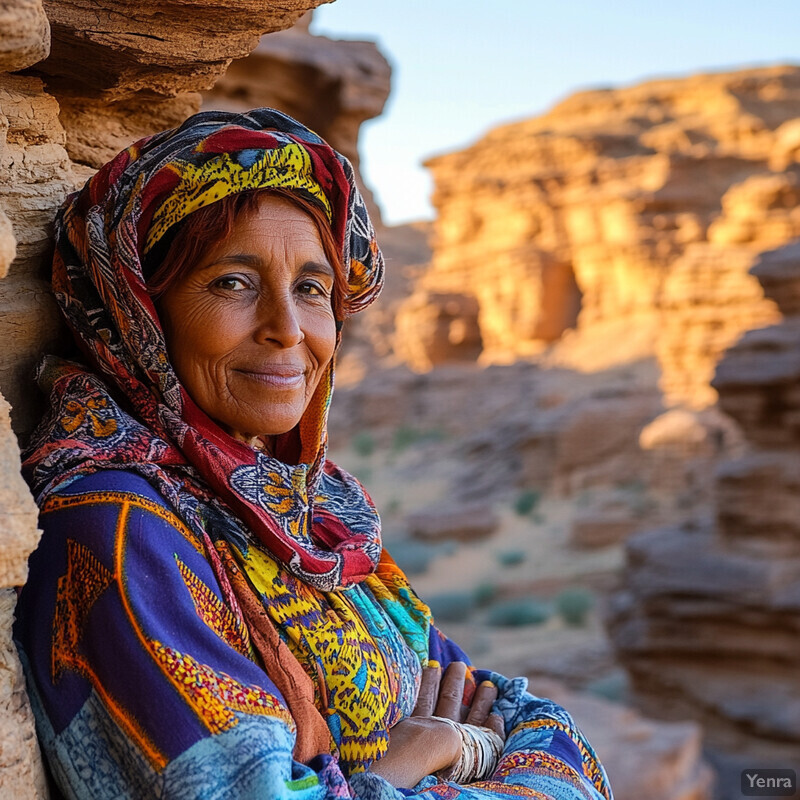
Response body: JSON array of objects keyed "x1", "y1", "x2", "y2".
[{"x1": 254, "y1": 293, "x2": 304, "y2": 347}]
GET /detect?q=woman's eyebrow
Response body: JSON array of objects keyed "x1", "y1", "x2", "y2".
[
  {"x1": 204, "y1": 256, "x2": 333, "y2": 277},
  {"x1": 209, "y1": 253, "x2": 262, "y2": 268},
  {"x1": 300, "y1": 260, "x2": 334, "y2": 277}
]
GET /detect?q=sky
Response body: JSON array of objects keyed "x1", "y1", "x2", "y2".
[{"x1": 312, "y1": 0, "x2": 800, "y2": 226}]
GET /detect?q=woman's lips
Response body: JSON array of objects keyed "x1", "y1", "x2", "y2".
[{"x1": 235, "y1": 366, "x2": 305, "y2": 388}]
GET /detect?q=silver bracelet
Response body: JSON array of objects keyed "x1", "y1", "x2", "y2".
[{"x1": 431, "y1": 716, "x2": 504, "y2": 784}]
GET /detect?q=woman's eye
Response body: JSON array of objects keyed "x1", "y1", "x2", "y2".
[
  {"x1": 297, "y1": 280, "x2": 329, "y2": 297},
  {"x1": 213, "y1": 276, "x2": 249, "y2": 291}
]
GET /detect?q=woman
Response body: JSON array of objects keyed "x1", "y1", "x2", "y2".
[{"x1": 14, "y1": 108, "x2": 613, "y2": 800}]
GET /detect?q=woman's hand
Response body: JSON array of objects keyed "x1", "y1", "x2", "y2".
[
  {"x1": 365, "y1": 715, "x2": 462, "y2": 787},
  {"x1": 368, "y1": 662, "x2": 505, "y2": 788},
  {"x1": 413, "y1": 661, "x2": 505, "y2": 735}
]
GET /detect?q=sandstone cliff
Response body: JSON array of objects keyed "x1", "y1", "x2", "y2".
[
  {"x1": 402, "y1": 67, "x2": 800, "y2": 411},
  {"x1": 608, "y1": 243, "x2": 800, "y2": 791}
]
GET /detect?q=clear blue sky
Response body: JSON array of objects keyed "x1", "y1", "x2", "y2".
[{"x1": 313, "y1": 1, "x2": 800, "y2": 225}]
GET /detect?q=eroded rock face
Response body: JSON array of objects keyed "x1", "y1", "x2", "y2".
[
  {"x1": 532, "y1": 679, "x2": 714, "y2": 800},
  {"x1": 58, "y1": 90, "x2": 202, "y2": 169},
  {"x1": 406, "y1": 502, "x2": 499, "y2": 543},
  {"x1": 0, "y1": 187, "x2": 46, "y2": 796},
  {"x1": 12, "y1": 1, "x2": 332, "y2": 172},
  {"x1": 38, "y1": 0, "x2": 329, "y2": 97},
  {"x1": 0, "y1": 74, "x2": 74, "y2": 434},
  {"x1": 0, "y1": 589, "x2": 47, "y2": 799},
  {"x1": 394, "y1": 290, "x2": 483, "y2": 371},
  {"x1": 608, "y1": 243, "x2": 800, "y2": 776},
  {"x1": 0, "y1": 0, "x2": 49, "y2": 72},
  {"x1": 409, "y1": 67, "x2": 800, "y2": 408},
  {"x1": 713, "y1": 321, "x2": 800, "y2": 447},
  {"x1": 39, "y1": 1, "x2": 329, "y2": 173}
]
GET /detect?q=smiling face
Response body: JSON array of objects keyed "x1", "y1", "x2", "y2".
[{"x1": 158, "y1": 193, "x2": 338, "y2": 442}]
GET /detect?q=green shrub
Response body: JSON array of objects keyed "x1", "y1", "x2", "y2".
[
  {"x1": 391, "y1": 426, "x2": 416, "y2": 453},
  {"x1": 352, "y1": 431, "x2": 375, "y2": 458},
  {"x1": 473, "y1": 582, "x2": 499, "y2": 607},
  {"x1": 555, "y1": 587, "x2": 595, "y2": 626},
  {"x1": 391, "y1": 426, "x2": 446, "y2": 454},
  {"x1": 353, "y1": 466, "x2": 372, "y2": 485},
  {"x1": 514, "y1": 489, "x2": 542, "y2": 516},
  {"x1": 496, "y1": 549, "x2": 527, "y2": 568},
  {"x1": 427, "y1": 591, "x2": 477, "y2": 623},
  {"x1": 585, "y1": 670, "x2": 629, "y2": 704},
  {"x1": 384, "y1": 497, "x2": 402, "y2": 517},
  {"x1": 486, "y1": 598, "x2": 551, "y2": 627},
  {"x1": 437, "y1": 541, "x2": 457, "y2": 557},
  {"x1": 616, "y1": 479, "x2": 646, "y2": 494}
]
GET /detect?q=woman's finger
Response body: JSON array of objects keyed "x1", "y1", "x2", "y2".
[
  {"x1": 413, "y1": 666, "x2": 441, "y2": 717},
  {"x1": 485, "y1": 712, "x2": 505, "y2": 739},
  {"x1": 434, "y1": 661, "x2": 467, "y2": 720},
  {"x1": 465, "y1": 680, "x2": 498, "y2": 727}
]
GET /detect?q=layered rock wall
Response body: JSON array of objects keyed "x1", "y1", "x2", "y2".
[
  {"x1": 608, "y1": 243, "x2": 800, "y2": 790},
  {"x1": 405, "y1": 67, "x2": 800, "y2": 410},
  {"x1": 0, "y1": 160, "x2": 47, "y2": 798}
]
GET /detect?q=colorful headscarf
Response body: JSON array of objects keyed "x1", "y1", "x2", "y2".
[{"x1": 23, "y1": 108, "x2": 385, "y2": 592}]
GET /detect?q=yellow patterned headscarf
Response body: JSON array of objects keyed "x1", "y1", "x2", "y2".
[{"x1": 145, "y1": 144, "x2": 333, "y2": 254}]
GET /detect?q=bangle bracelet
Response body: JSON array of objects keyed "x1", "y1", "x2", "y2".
[{"x1": 430, "y1": 716, "x2": 504, "y2": 784}]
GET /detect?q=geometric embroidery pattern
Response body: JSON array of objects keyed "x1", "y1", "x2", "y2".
[
  {"x1": 240, "y1": 543, "x2": 394, "y2": 772},
  {"x1": 175, "y1": 557, "x2": 252, "y2": 658},
  {"x1": 145, "y1": 145, "x2": 332, "y2": 254},
  {"x1": 512, "y1": 718, "x2": 608, "y2": 794},
  {"x1": 52, "y1": 539, "x2": 114, "y2": 682},
  {"x1": 149, "y1": 641, "x2": 296, "y2": 735},
  {"x1": 495, "y1": 752, "x2": 593, "y2": 799},
  {"x1": 469, "y1": 782, "x2": 552, "y2": 798}
]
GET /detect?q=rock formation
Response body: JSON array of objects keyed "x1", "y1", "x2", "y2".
[
  {"x1": 607, "y1": 243, "x2": 800, "y2": 791},
  {"x1": 0, "y1": 0, "x2": 48, "y2": 72},
  {"x1": 39, "y1": 0, "x2": 323, "y2": 98},
  {"x1": 0, "y1": 10, "x2": 54, "y2": 790},
  {"x1": 394, "y1": 290, "x2": 483, "y2": 371},
  {"x1": 0, "y1": 180, "x2": 46, "y2": 799},
  {"x1": 0, "y1": 72, "x2": 74, "y2": 434},
  {"x1": 402, "y1": 67, "x2": 800, "y2": 411},
  {"x1": 532, "y1": 679, "x2": 714, "y2": 800}
]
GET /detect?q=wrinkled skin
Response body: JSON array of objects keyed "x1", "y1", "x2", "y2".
[{"x1": 159, "y1": 194, "x2": 337, "y2": 441}]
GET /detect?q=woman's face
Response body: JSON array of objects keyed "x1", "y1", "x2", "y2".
[{"x1": 158, "y1": 194, "x2": 337, "y2": 440}]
